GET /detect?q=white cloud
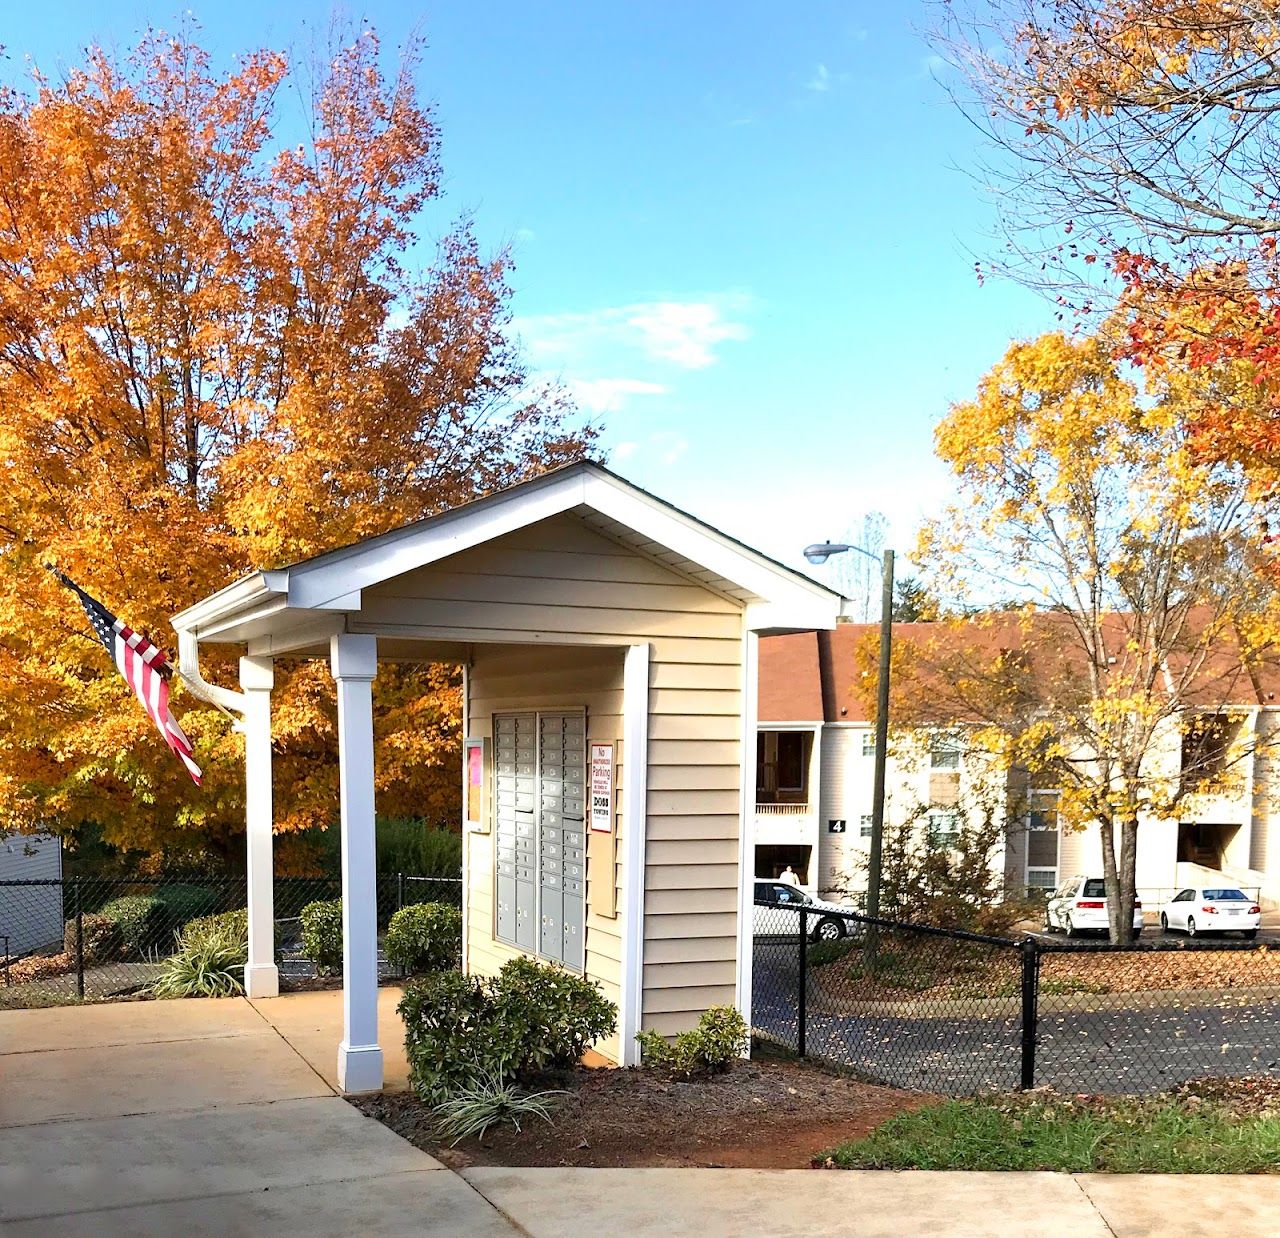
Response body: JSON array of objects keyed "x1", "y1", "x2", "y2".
[
  {"x1": 566, "y1": 377, "x2": 667, "y2": 414},
  {"x1": 807, "y1": 64, "x2": 832, "y2": 93},
  {"x1": 624, "y1": 301, "x2": 750, "y2": 370},
  {"x1": 515, "y1": 296, "x2": 752, "y2": 373},
  {"x1": 612, "y1": 440, "x2": 638, "y2": 461}
]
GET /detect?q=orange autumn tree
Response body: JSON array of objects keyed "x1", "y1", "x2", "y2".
[
  {"x1": 0, "y1": 29, "x2": 593, "y2": 866},
  {"x1": 940, "y1": 1, "x2": 1280, "y2": 491}
]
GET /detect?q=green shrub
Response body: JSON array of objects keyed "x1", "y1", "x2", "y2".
[
  {"x1": 182, "y1": 909, "x2": 249, "y2": 961},
  {"x1": 636, "y1": 1005, "x2": 749, "y2": 1075},
  {"x1": 63, "y1": 913, "x2": 121, "y2": 965},
  {"x1": 399, "y1": 957, "x2": 617, "y2": 1105},
  {"x1": 98, "y1": 895, "x2": 168, "y2": 956},
  {"x1": 300, "y1": 898, "x2": 344, "y2": 975},
  {"x1": 490, "y1": 956, "x2": 617, "y2": 1074},
  {"x1": 385, "y1": 902, "x2": 462, "y2": 975},
  {"x1": 156, "y1": 883, "x2": 225, "y2": 926},
  {"x1": 151, "y1": 920, "x2": 246, "y2": 998}
]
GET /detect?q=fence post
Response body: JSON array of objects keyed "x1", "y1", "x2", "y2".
[
  {"x1": 797, "y1": 905, "x2": 808, "y2": 1058},
  {"x1": 73, "y1": 878, "x2": 85, "y2": 1001},
  {"x1": 397, "y1": 872, "x2": 404, "y2": 914},
  {"x1": 1019, "y1": 935, "x2": 1039, "y2": 1089}
]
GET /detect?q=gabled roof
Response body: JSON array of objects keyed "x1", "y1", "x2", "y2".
[{"x1": 173, "y1": 460, "x2": 852, "y2": 644}]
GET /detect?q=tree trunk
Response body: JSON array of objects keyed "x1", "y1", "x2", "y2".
[
  {"x1": 1100, "y1": 812, "x2": 1140, "y2": 944},
  {"x1": 1116, "y1": 814, "x2": 1139, "y2": 944}
]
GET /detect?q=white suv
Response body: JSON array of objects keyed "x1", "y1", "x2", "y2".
[
  {"x1": 752, "y1": 879, "x2": 859, "y2": 942},
  {"x1": 1044, "y1": 876, "x2": 1144, "y2": 937}
]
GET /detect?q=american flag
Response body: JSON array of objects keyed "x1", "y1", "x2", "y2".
[{"x1": 52, "y1": 570, "x2": 202, "y2": 785}]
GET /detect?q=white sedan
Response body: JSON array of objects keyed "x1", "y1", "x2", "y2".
[
  {"x1": 1160, "y1": 887, "x2": 1261, "y2": 939},
  {"x1": 1044, "y1": 876, "x2": 1144, "y2": 937}
]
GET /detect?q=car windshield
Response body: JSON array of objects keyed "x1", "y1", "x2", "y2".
[
  {"x1": 1204, "y1": 888, "x2": 1248, "y2": 901},
  {"x1": 1082, "y1": 879, "x2": 1107, "y2": 898}
]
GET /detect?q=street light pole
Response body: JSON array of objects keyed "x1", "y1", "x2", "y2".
[
  {"x1": 866, "y1": 549, "x2": 894, "y2": 930},
  {"x1": 802, "y1": 540, "x2": 895, "y2": 936}
]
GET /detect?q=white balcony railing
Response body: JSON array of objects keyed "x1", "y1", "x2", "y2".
[{"x1": 755, "y1": 803, "x2": 810, "y2": 816}]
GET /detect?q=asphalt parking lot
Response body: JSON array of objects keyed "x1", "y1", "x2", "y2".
[{"x1": 751, "y1": 926, "x2": 1280, "y2": 1096}]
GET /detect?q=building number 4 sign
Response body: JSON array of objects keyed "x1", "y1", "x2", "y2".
[{"x1": 590, "y1": 743, "x2": 613, "y2": 833}]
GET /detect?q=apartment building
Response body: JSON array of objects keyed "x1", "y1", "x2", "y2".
[{"x1": 758, "y1": 625, "x2": 1280, "y2": 907}]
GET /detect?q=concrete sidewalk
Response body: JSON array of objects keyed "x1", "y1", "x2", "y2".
[
  {"x1": 0, "y1": 996, "x2": 510, "y2": 1236},
  {"x1": 4, "y1": 994, "x2": 1280, "y2": 1236}
]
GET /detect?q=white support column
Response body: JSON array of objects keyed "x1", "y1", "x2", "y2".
[
  {"x1": 735, "y1": 629, "x2": 759, "y2": 1048},
  {"x1": 240, "y1": 656, "x2": 278, "y2": 999},
  {"x1": 330, "y1": 633, "x2": 383, "y2": 1094},
  {"x1": 619, "y1": 642, "x2": 650, "y2": 1066}
]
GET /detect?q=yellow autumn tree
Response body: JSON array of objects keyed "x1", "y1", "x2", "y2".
[
  {"x1": 0, "y1": 29, "x2": 594, "y2": 866},
  {"x1": 899, "y1": 327, "x2": 1280, "y2": 941}
]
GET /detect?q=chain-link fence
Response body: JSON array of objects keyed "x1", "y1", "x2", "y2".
[
  {"x1": 752, "y1": 899, "x2": 1280, "y2": 1095},
  {"x1": 0, "y1": 873, "x2": 462, "y2": 1008}
]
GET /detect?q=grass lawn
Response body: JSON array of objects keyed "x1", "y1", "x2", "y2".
[{"x1": 820, "y1": 1079, "x2": 1280, "y2": 1172}]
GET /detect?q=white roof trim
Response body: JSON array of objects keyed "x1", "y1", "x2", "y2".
[{"x1": 173, "y1": 462, "x2": 846, "y2": 640}]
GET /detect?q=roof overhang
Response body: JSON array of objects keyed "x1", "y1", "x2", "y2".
[{"x1": 172, "y1": 462, "x2": 852, "y2": 649}]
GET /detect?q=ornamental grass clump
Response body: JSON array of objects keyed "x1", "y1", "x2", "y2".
[{"x1": 150, "y1": 919, "x2": 246, "y2": 998}]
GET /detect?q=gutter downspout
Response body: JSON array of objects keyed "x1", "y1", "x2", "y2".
[{"x1": 175, "y1": 629, "x2": 249, "y2": 728}]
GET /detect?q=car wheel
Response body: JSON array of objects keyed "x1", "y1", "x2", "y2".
[
  {"x1": 1160, "y1": 912, "x2": 1169, "y2": 932},
  {"x1": 1064, "y1": 914, "x2": 1077, "y2": 939},
  {"x1": 813, "y1": 917, "x2": 845, "y2": 943},
  {"x1": 1186, "y1": 916, "x2": 1197, "y2": 938},
  {"x1": 1244, "y1": 929, "x2": 1259, "y2": 940}
]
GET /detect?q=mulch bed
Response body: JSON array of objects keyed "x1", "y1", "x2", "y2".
[{"x1": 351, "y1": 1054, "x2": 931, "y2": 1169}]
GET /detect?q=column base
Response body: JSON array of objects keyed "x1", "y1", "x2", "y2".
[
  {"x1": 243, "y1": 963, "x2": 280, "y2": 999},
  {"x1": 337, "y1": 1041, "x2": 384, "y2": 1094}
]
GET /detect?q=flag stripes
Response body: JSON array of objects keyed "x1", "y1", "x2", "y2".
[{"x1": 52, "y1": 570, "x2": 202, "y2": 785}]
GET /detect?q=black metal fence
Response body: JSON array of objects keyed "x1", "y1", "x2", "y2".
[
  {"x1": 0, "y1": 873, "x2": 462, "y2": 1008},
  {"x1": 752, "y1": 900, "x2": 1280, "y2": 1095}
]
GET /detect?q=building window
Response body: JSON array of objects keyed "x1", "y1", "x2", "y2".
[
  {"x1": 926, "y1": 809, "x2": 962, "y2": 848},
  {"x1": 929, "y1": 734, "x2": 961, "y2": 771},
  {"x1": 1027, "y1": 789, "x2": 1060, "y2": 876},
  {"x1": 776, "y1": 731, "x2": 806, "y2": 791},
  {"x1": 860, "y1": 814, "x2": 874, "y2": 838},
  {"x1": 1027, "y1": 867, "x2": 1057, "y2": 890},
  {"x1": 756, "y1": 730, "x2": 812, "y2": 802},
  {"x1": 862, "y1": 732, "x2": 876, "y2": 757}
]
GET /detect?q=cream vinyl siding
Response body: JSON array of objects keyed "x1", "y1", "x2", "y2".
[
  {"x1": 466, "y1": 644, "x2": 625, "y2": 1062},
  {"x1": 817, "y1": 726, "x2": 856, "y2": 897},
  {"x1": 382, "y1": 513, "x2": 746, "y2": 1052}
]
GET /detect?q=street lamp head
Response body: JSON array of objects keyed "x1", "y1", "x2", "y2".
[{"x1": 803, "y1": 541, "x2": 849, "y2": 565}]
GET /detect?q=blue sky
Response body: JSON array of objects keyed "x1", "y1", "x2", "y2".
[{"x1": 5, "y1": 2, "x2": 1058, "y2": 587}]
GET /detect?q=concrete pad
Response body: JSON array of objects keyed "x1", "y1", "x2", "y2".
[
  {"x1": 0, "y1": 996, "x2": 267, "y2": 1054},
  {"x1": 250, "y1": 985, "x2": 407, "y2": 1034},
  {"x1": 0, "y1": 1028, "x2": 330, "y2": 1127},
  {"x1": 0, "y1": 1096, "x2": 443, "y2": 1222},
  {"x1": 1077, "y1": 1174, "x2": 1280, "y2": 1237},
  {"x1": 251, "y1": 987, "x2": 411, "y2": 1091},
  {"x1": 1, "y1": 1170, "x2": 518, "y2": 1238},
  {"x1": 461, "y1": 1168, "x2": 1113, "y2": 1238}
]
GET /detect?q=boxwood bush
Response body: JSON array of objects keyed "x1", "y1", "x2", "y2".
[
  {"x1": 399, "y1": 957, "x2": 617, "y2": 1104},
  {"x1": 63, "y1": 913, "x2": 121, "y2": 965},
  {"x1": 181, "y1": 909, "x2": 249, "y2": 961},
  {"x1": 384, "y1": 902, "x2": 462, "y2": 975},
  {"x1": 300, "y1": 898, "x2": 344, "y2": 975},
  {"x1": 98, "y1": 895, "x2": 169, "y2": 956}
]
